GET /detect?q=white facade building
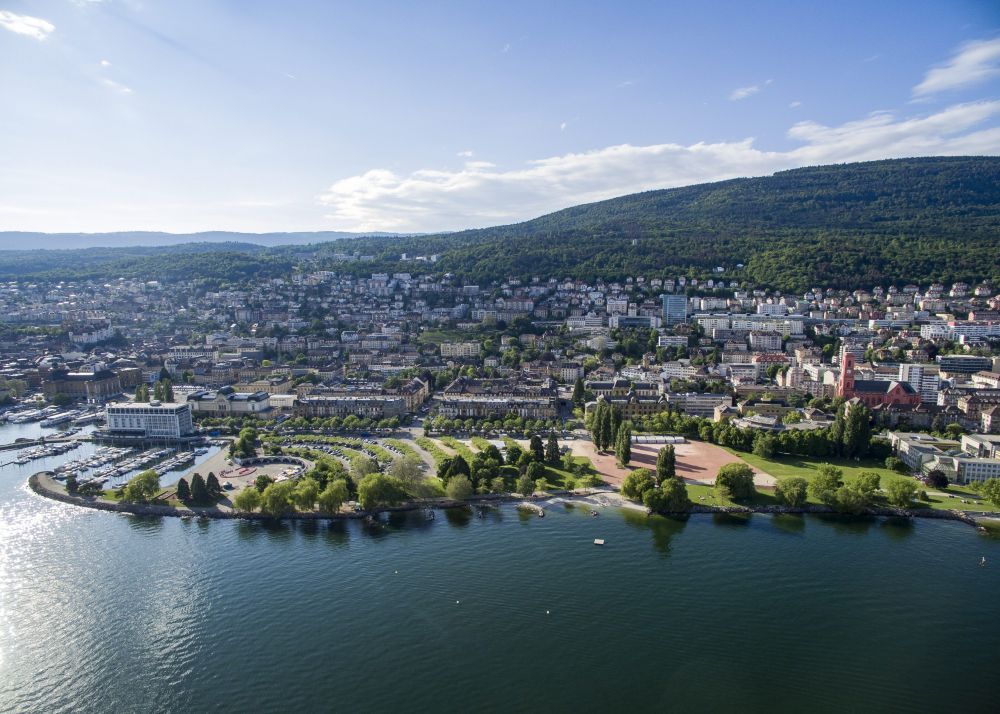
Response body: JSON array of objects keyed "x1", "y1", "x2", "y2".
[{"x1": 105, "y1": 401, "x2": 194, "y2": 438}]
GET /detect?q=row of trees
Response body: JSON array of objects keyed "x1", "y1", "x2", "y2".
[
  {"x1": 175, "y1": 472, "x2": 222, "y2": 505},
  {"x1": 424, "y1": 415, "x2": 579, "y2": 437},
  {"x1": 633, "y1": 402, "x2": 881, "y2": 462},
  {"x1": 134, "y1": 379, "x2": 174, "y2": 403}
]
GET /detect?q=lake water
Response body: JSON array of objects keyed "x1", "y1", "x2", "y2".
[{"x1": 1, "y1": 422, "x2": 999, "y2": 712}]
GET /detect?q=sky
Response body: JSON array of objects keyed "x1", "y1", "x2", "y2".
[{"x1": 1, "y1": 0, "x2": 999, "y2": 235}]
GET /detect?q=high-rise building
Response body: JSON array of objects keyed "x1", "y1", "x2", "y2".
[{"x1": 661, "y1": 295, "x2": 688, "y2": 324}]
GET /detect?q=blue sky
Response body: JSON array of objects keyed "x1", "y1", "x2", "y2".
[{"x1": 1, "y1": 0, "x2": 999, "y2": 234}]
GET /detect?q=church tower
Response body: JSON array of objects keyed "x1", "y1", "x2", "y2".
[{"x1": 837, "y1": 351, "x2": 856, "y2": 398}]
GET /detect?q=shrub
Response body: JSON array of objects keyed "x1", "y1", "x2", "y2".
[
  {"x1": 715, "y1": 463, "x2": 756, "y2": 502},
  {"x1": 621, "y1": 468, "x2": 656, "y2": 501},
  {"x1": 774, "y1": 477, "x2": 808, "y2": 507}
]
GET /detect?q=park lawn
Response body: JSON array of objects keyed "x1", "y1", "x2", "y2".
[
  {"x1": 918, "y1": 485, "x2": 999, "y2": 513},
  {"x1": 728, "y1": 449, "x2": 900, "y2": 484},
  {"x1": 541, "y1": 456, "x2": 600, "y2": 489},
  {"x1": 719, "y1": 450, "x2": 1000, "y2": 514}
]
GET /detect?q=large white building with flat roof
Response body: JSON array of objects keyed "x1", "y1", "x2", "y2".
[{"x1": 105, "y1": 401, "x2": 194, "y2": 438}]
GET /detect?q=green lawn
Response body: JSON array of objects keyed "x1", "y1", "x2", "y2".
[
  {"x1": 439, "y1": 436, "x2": 476, "y2": 462},
  {"x1": 720, "y1": 449, "x2": 999, "y2": 513}
]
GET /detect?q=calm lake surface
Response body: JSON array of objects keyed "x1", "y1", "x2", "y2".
[{"x1": 1, "y1": 423, "x2": 999, "y2": 713}]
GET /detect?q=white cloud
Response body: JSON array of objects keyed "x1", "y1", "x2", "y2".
[
  {"x1": 317, "y1": 100, "x2": 1000, "y2": 232},
  {"x1": 730, "y1": 79, "x2": 772, "y2": 101},
  {"x1": 457, "y1": 149, "x2": 474, "y2": 158},
  {"x1": 102, "y1": 78, "x2": 133, "y2": 94},
  {"x1": 559, "y1": 122, "x2": 567, "y2": 131},
  {"x1": 913, "y1": 38, "x2": 1000, "y2": 97},
  {"x1": 789, "y1": 101, "x2": 802, "y2": 108},
  {"x1": 0, "y1": 11, "x2": 55, "y2": 40},
  {"x1": 100, "y1": 59, "x2": 112, "y2": 67}
]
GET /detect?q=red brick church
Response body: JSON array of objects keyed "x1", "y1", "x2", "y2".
[{"x1": 836, "y1": 353, "x2": 922, "y2": 408}]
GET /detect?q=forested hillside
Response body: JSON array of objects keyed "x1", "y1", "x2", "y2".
[
  {"x1": 325, "y1": 156, "x2": 999, "y2": 290},
  {"x1": 2, "y1": 157, "x2": 998, "y2": 290}
]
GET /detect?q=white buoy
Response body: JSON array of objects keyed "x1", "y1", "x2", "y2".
[
  {"x1": 456, "y1": 600, "x2": 460, "y2": 604},
  {"x1": 546, "y1": 610, "x2": 550, "y2": 615},
  {"x1": 394, "y1": 570, "x2": 398, "y2": 574}
]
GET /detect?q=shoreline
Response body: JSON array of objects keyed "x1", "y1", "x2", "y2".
[{"x1": 28, "y1": 471, "x2": 989, "y2": 530}]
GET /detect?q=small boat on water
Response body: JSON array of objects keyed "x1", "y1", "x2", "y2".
[
  {"x1": 981, "y1": 557, "x2": 987, "y2": 567},
  {"x1": 594, "y1": 539, "x2": 605, "y2": 546}
]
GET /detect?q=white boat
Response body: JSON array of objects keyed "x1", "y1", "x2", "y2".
[{"x1": 41, "y1": 411, "x2": 77, "y2": 427}]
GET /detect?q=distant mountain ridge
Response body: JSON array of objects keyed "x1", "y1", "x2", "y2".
[
  {"x1": 0, "y1": 230, "x2": 405, "y2": 251},
  {"x1": 1, "y1": 157, "x2": 998, "y2": 290}
]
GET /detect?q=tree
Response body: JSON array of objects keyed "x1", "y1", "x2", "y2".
[
  {"x1": 981, "y1": 479, "x2": 1000, "y2": 507},
  {"x1": 774, "y1": 476, "x2": 808, "y2": 507},
  {"x1": 527, "y1": 434, "x2": 543, "y2": 463},
  {"x1": 388, "y1": 455, "x2": 425, "y2": 491},
  {"x1": 884, "y1": 456, "x2": 909, "y2": 474},
  {"x1": 809, "y1": 465, "x2": 844, "y2": 506},
  {"x1": 175, "y1": 477, "x2": 191, "y2": 502},
  {"x1": 715, "y1": 463, "x2": 755, "y2": 502},
  {"x1": 122, "y1": 470, "x2": 160, "y2": 503},
  {"x1": 611, "y1": 407, "x2": 623, "y2": 444},
  {"x1": 161, "y1": 378, "x2": 174, "y2": 402},
  {"x1": 752, "y1": 432, "x2": 776, "y2": 459},
  {"x1": 925, "y1": 469, "x2": 949, "y2": 489},
  {"x1": 656, "y1": 445, "x2": 676, "y2": 483},
  {"x1": 446, "y1": 474, "x2": 473, "y2": 500},
  {"x1": 621, "y1": 468, "x2": 656, "y2": 501},
  {"x1": 516, "y1": 473, "x2": 535, "y2": 496},
  {"x1": 357, "y1": 473, "x2": 407, "y2": 510},
  {"x1": 190, "y1": 473, "x2": 210, "y2": 504},
  {"x1": 644, "y1": 477, "x2": 691, "y2": 513},
  {"x1": 260, "y1": 480, "x2": 295, "y2": 515},
  {"x1": 841, "y1": 402, "x2": 872, "y2": 458},
  {"x1": 853, "y1": 471, "x2": 881, "y2": 499},
  {"x1": 616, "y1": 424, "x2": 632, "y2": 466},
  {"x1": 505, "y1": 443, "x2": 524, "y2": 467},
  {"x1": 885, "y1": 477, "x2": 917, "y2": 507},
  {"x1": 293, "y1": 477, "x2": 320, "y2": 510},
  {"x1": 350, "y1": 455, "x2": 380, "y2": 481},
  {"x1": 65, "y1": 473, "x2": 78, "y2": 495},
  {"x1": 443, "y1": 455, "x2": 470, "y2": 484},
  {"x1": 572, "y1": 377, "x2": 585, "y2": 407},
  {"x1": 255, "y1": 474, "x2": 276, "y2": 493},
  {"x1": 232, "y1": 487, "x2": 261, "y2": 512},
  {"x1": 545, "y1": 433, "x2": 560, "y2": 464},
  {"x1": 206, "y1": 472, "x2": 222, "y2": 500},
  {"x1": 317, "y1": 479, "x2": 349, "y2": 513},
  {"x1": 525, "y1": 461, "x2": 546, "y2": 481}
]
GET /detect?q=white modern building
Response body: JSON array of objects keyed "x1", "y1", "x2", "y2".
[{"x1": 105, "y1": 401, "x2": 194, "y2": 438}]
